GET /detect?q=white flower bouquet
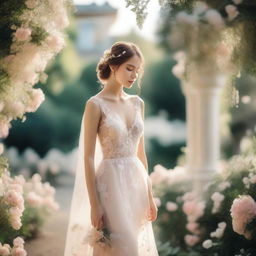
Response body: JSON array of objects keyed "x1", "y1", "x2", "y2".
[{"x1": 83, "y1": 226, "x2": 112, "y2": 249}]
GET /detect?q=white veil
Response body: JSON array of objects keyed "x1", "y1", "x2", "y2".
[{"x1": 64, "y1": 111, "x2": 103, "y2": 256}]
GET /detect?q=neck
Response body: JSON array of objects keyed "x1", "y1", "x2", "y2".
[{"x1": 102, "y1": 78, "x2": 125, "y2": 100}]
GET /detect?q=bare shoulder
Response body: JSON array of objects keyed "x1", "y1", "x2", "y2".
[{"x1": 84, "y1": 96, "x2": 100, "y2": 113}]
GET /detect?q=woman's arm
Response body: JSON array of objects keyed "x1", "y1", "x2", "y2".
[
  {"x1": 83, "y1": 98, "x2": 101, "y2": 209},
  {"x1": 136, "y1": 98, "x2": 154, "y2": 199}
]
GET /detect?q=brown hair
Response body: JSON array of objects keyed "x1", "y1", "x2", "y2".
[{"x1": 96, "y1": 41, "x2": 144, "y2": 93}]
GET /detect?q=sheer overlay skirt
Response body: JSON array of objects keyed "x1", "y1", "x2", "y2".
[{"x1": 93, "y1": 156, "x2": 159, "y2": 256}]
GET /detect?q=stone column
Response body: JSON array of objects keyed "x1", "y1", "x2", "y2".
[{"x1": 180, "y1": 72, "x2": 226, "y2": 192}]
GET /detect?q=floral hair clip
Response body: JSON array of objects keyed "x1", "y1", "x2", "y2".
[{"x1": 111, "y1": 50, "x2": 126, "y2": 58}]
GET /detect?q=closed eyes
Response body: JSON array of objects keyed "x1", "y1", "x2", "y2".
[{"x1": 126, "y1": 64, "x2": 140, "y2": 73}]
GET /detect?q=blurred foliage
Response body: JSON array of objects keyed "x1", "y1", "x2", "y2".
[{"x1": 142, "y1": 56, "x2": 185, "y2": 120}]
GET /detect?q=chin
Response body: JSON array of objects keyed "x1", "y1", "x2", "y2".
[{"x1": 124, "y1": 84, "x2": 132, "y2": 88}]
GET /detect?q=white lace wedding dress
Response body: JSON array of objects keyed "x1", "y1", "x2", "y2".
[{"x1": 64, "y1": 94, "x2": 159, "y2": 256}]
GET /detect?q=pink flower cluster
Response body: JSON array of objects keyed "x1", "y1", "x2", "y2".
[
  {"x1": 184, "y1": 234, "x2": 200, "y2": 247},
  {"x1": 182, "y1": 192, "x2": 205, "y2": 222},
  {"x1": 150, "y1": 164, "x2": 189, "y2": 186},
  {"x1": 230, "y1": 195, "x2": 256, "y2": 239},
  {"x1": 0, "y1": 0, "x2": 70, "y2": 139},
  {"x1": 0, "y1": 236, "x2": 27, "y2": 256},
  {"x1": 24, "y1": 173, "x2": 59, "y2": 211},
  {"x1": 165, "y1": 201, "x2": 178, "y2": 212},
  {"x1": 182, "y1": 191, "x2": 206, "y2": 247},
  {"x1": 1, "y1": 168, "x2": 59, "y2": 234},
  {"x1": 2, "y1": 172, "x2": 25, "y2": 230},
  {"x1": 14, "y1": 28, "x2": 31, "y2": 42}
]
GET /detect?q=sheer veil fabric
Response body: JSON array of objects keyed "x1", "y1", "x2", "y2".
[
  {"x1": 64, "y1": 112, "x2": 103, "y2": 256},
  {"x1": 64, "y1": 95, "x2": 159, "y2": 256}
]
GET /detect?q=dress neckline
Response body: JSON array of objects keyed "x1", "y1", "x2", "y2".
[{"x1": 95, "y1": 95, "x2": 138, "y2": 132}]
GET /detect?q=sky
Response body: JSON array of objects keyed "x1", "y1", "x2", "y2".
[{"x1": 73, "y1": 0, "x2": 161, "y2": 41}]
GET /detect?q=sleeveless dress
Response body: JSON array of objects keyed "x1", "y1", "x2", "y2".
[{"x1": 90, "y1": 94, "x2": 159, "y2": 256}]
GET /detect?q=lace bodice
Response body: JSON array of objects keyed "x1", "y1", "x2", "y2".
[{"x1": 90, "y1": 95, "x2": 144, "y2": 159}]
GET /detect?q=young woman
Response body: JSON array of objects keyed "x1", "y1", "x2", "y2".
[{"x1": 64, "y1": 41, "x2": 159, "y2": 256}]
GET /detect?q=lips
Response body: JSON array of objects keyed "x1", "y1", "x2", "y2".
[{"x1": 128, "y1": 80, "x2": 134, "y2": 83}]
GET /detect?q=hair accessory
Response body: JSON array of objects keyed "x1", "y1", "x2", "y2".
[{"x1": 111, "y1": 50, "x2": 126, "y2": 58}]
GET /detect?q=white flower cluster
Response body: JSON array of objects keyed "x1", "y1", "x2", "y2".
[
  {"x1": 211, "y1": 192, "x2": 225, "y2": 214},
  {"x1": 210, "y1": 222, "x2": 227, "y2": 238},
  {"x1": 170, "y1": 1, "x2": 243, "y2": 81},
  {"x1": 202, "y1": 222, "x2": 226, "y2": 249},
  {"x1": 0, "y1": 0, "x2": 70, "y2": 138},
  {"x1": 25, "y1": 173, "x2": 59, "y2": 210}
]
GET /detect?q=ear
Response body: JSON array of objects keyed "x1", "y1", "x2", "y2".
[{"x1": 109, "y1": 64, "x2": 116, "y2": 72}]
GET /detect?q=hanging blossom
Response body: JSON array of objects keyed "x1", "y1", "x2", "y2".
[
  {"x1": 210, "y1": 222, "x2": 227, "y2": 238},
  {"x1": 0, "y1": 0, "x2": 71, "y2": 138},
  {"x1": 170, "y1": 1, "x2": 240, "y2": 82},
  {"x1": 211, "y1": 192, "x2": 225, "y2": 214}
]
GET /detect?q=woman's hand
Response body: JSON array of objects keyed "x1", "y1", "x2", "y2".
[
  {"x1": 91, "y1": 202, "x2": 104, "y2": 229},
  {"x1": 147, "y1": 196, "x2": 158, "y2": 222}
]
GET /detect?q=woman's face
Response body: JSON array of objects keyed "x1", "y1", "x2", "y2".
[{"x1": 111, "y1": 55, "x2": 142, "y2": 88}]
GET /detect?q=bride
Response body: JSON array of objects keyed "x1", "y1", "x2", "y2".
[{"x1": 64, "y1": 41, "x2": 159, "y2": 256}]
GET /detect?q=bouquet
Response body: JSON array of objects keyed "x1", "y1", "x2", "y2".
[{"x1": 83, "y1": 226, "x2": 112, "y2": 248}]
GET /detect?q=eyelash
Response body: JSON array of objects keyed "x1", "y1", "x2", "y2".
[{"x1": 127, "y1": 68, "x2": 140, "y2": 73}]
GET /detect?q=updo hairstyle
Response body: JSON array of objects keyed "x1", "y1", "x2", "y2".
[{"x1": 96, "y1": 41, "x2": 144, "y2": 90}]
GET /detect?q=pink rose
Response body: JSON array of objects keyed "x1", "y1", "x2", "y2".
[
  {"x1": 46, "y1": 34, "x2": 65, "y2": 53},
  {"x1": 166, "y1": 201, "x2": 178, "y2": 212},
  {"x1": 25, "y1": 0, "x2": 38, "y2": 9},
  {"x1": 13, "y1": 237, "x2": 25, "y2": 247},
  {"x1": 186, "y1": 222, "x2": 200, "y2": 234},
  {"x1": 225, "y1": 5, "x2": 239, "y2": 21},
  {"x1": 0, "y1": 120, "x2": 9, "y2": 138},
  {"x1": 11, "y1": 247, "x2": 27, "y2": 256},
  {"x1": 25, "y1": 88, "x2": 45, "y2": 113},
  {"x1": 10, "y1": 218, "x2": 22, "y2": 230},
  {"x1": 184, "y1": 234, "x2": 200, "y2": 247},
  {"x1": 14, "y1": 28, "x2": 31, "y2": 41},
  {"x1": 230, "y1": 195, "x2": 256, "y2": 237},
  {"x1": 0, "y1": 245, "x2": 10, "y2": 256},
  {"x1": 4, "y1": 190, "x2": 23, "y2": 206},
  {"x1": 183, "y1": 200, "x2": 205, "y2": 221},
  {"x1": 205, "y1": 9, "x2": 225, "y2": 30},
  {"x1": 26, "y1": 191, "x2": 42, "y2": 207},
  {"x1": 150, "y1": 164, "x2": 168, "y2": 185}
]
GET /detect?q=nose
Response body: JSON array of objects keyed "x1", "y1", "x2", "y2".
[{"x1": 131, "y1": 71, "x2": 138, "y2": 80}]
